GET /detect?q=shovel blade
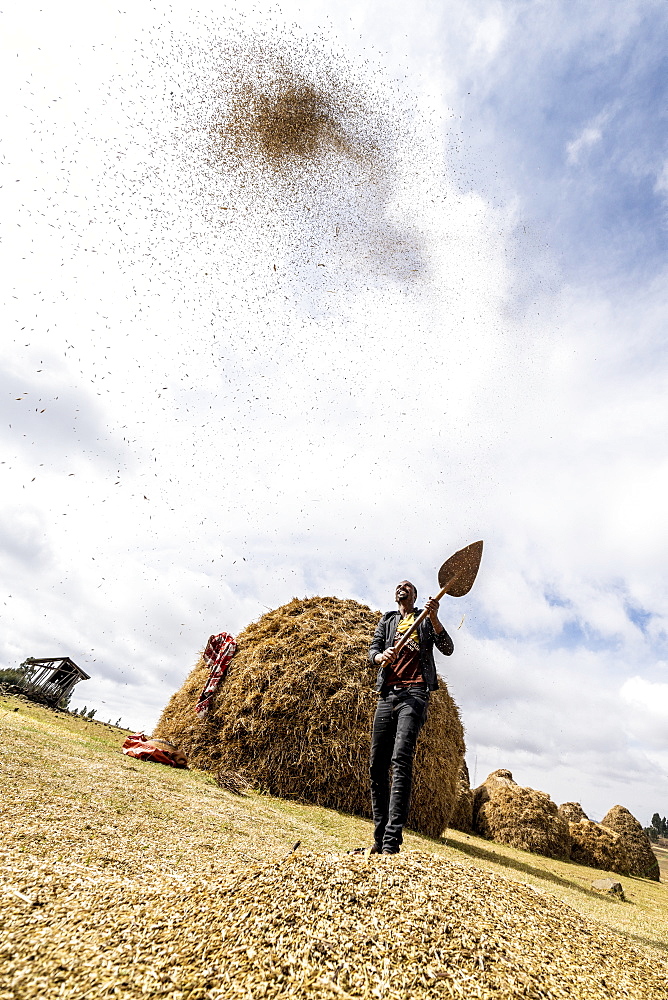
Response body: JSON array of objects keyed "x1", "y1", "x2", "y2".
[{"x1": 437, "y1": 540, "x2": 484, "y2": 597}]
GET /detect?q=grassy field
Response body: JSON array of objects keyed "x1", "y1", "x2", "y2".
[{"x1": 1, "y1": 694, "x2": 667, "y2": 999}]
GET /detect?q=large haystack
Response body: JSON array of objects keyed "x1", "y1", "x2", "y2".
[
  {"x1": 601, "y1": 805, "x2": 660, "y2": 881},
  {"x1": 558, "y1": 801, "x2": 588, "y2": 824},
  {"x1": 472, "y1": 770, "x2": 571, "y2": 859},
  {"x1": 156, "y1": 597, "x2": 465, "y2": 838},
  {"x1": 448, "y1": 759, "x2": 473, "y2": 833}
]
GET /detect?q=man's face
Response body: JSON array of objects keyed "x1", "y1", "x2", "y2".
[{"x1": 395, "y1": 580, "x2": 416, "y2": 604}]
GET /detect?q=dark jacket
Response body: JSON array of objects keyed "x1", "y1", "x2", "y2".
[{"x1": 368, "y1": 609, "x2": 454, "y2": 693}]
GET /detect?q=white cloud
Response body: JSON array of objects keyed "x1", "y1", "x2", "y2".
[
  {"x1": 621, "y1": 676, "x2": 668, "y2": 748},
  {"x1": 470, "y1": 11, "x2": 508, "y2": 62},
  {"x1": 565, "y1": 108, "x2": 615, "y2": 166},
  {"x1": 566, "y1": 125, "x2": 603, "y2": 166},
  {"x1": 654, "y1": 159, "x2": 668, "y2": 194}
]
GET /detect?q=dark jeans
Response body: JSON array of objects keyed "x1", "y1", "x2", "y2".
[{"x1": 369, "y1": 686, "x2": 429, "y2": 853}]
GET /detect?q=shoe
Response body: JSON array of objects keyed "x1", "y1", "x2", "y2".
[{"x1": 381, "y1": 849, "x2": 399, "y2": 855}]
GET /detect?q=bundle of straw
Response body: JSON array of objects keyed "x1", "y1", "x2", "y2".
[
  {"x1": 601, "y1": 805, "x2": 660, "y2": 881},
  {"x1": 558, "y1": 801, "x2": 588, "y2": 824},
  {"x1": 568, "y1": 819, "x2": 629, "y2": 874},
  {"x1": 448, "y1": 759, "x2": 474, "y2": 833},
  {"x1": 472, "y1": 770, "x2": 571, "y2": 859}
]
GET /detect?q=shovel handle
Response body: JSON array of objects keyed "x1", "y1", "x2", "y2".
[{"x1": 393, "y1": 575, "x2": 457, "y2": 653}]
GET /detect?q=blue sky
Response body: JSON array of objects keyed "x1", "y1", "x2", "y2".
[
  {"x1": 451, "y1": 1, "x2": 668, "y2": 283},
  {"x1": 2, "y1": 0, "x2": 668, "y2": 826}
]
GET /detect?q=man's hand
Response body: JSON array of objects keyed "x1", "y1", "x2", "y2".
[
  {"x1": 425, "y1": 597, "x2": 444, "y2": 633},
  {"x1": 376, "y1": 646, "x2": 398, "y2": 667}
]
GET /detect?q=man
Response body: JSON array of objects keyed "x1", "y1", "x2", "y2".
[{"x1": 368, "y1": 580, "x2": 454, "y2": 855}]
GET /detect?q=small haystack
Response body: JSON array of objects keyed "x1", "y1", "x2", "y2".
[
  {"x1": 472, "y1": 770, "x2": 571, "y2": 859},
  {"x1": 448, "y1": 759, "x2": 473, "y2": 833},
  {"x1": 558, "y1": 801, "x2": 640, "y2": 876},
  {"x1": 558, "y1": 801, "x2": 588, "y2": 824},
  {"x1": 157, "y1": 597, "x2": 466, "y2": 838},
  {"x1": 568, "y1": 819, "x2": 629, "y2": 874},
  {"x1": 601, "y1": 805, "x2": 660, "y2": 881}
]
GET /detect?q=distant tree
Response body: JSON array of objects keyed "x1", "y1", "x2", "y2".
[
  {"x1": 651, "y1": 813, "x2": 662, "y2": 835},
  {"x1": 18, "y1": 660, "x2": 32, "y2": 680},
  {"x1": 645, "y1": 826, "x2": 659, "y2": 842},
  {"x1": 86, "y1": 708, "x2": 96, "y2": 720},
  {"x1": 114, "y1": 718, "x2": 122, "y2": 727},
  {"x1": 0, "y1": 668, "x2": 24, "y2": 685},
  {"x1": 663, "y1": 816, "x2": 668, "y2": 837}
]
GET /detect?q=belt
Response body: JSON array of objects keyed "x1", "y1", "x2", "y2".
[{"x1": 389, "y1": 683, "x2": 428, "y2": 692}]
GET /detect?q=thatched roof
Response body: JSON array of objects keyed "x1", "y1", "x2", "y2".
[
  {"x1": 601, "y1": 805, "x2": 660, "y2": 881},
  {"x1": 156, "y1": 596, "x2": 466, "y2": 838},
  {"x1": 472, "y1": 770, "x2": 570, "y2": 859}
]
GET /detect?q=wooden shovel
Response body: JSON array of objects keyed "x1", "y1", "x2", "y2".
[{"x1": 393, "y1": 540, "x2": 484, "y2": 652}]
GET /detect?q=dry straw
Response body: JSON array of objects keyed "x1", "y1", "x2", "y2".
[
  {"x1": 212, "y1": 40, "x2": 383, "y2": 178},
  {"x1": 472, "y1": 769, "x2": 571, "y2": 859},
  {"x1": 157, "y1": 596, "x2": 465, "y2": 838},
  {"x1": 568, "y1": 819, "x2": 630, "y2": 874},
  {"x1": 557, "y1": 801, "x2": 658, "y2": 879},
  {"x1": 601, "y1": 805, "x2": 660, "y2": 881},
  {"x1": 558, "y1": 801, "x2": 588, "y2": 824},
  {"x1": 5, "y1": 848, "x2": 668, "y2": 1000},
  {"x1": 161, "y1": 26, "x2": 430, "y2": 287},
  {"x1": 448, "y1": 758, "x2": 473, "y2": 834},
  {"x1": 171, "y1": 28, "x2": 394, "y2": 218},
  {"x1": 4, "y1": 700, "x2": 668, "y2": 999}
]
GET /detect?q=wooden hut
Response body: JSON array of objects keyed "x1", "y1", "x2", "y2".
[{"x1": 18, "y1": 656, "x2": 89, "y2": 706}]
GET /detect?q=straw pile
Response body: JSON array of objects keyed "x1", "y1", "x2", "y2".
[
  {"x1": 601, "y1": 805, "x2": 660, "y2": 881},
  {"x1": 448, "y1": 759, "x2": 473, "y2": 834},
  {"x1": 558, "y1": 801, "x2": 588, "y2": 824},
  {"x1": 6, "y1": 848, "x2": 668, "y2": 1000},
  {"x1": 568, "y1": 819, "x2": 630, "y2": 874},
  {"x1": 554, "y1": 802, "x2": 649, "y2": 878},
  {"x1": 157, "y1": 597, "x2": 466, "y2": 838},
  {"x1": 472, "y1": 770, "x2": 571, "y2": 859}
]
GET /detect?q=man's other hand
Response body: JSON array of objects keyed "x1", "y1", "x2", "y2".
[
  {"x1": 424, "y1": 597, "x2": 440, "y2": 625},
  {"x1": 425, "y1": 597, "x2": 443, "y2": 631}
]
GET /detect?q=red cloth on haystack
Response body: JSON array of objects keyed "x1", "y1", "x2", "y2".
[
  {"x1": 195, "y1": 631, "x2": 238, "y2": 718},
  {"x1": 122, "y1": 733, "x2": 187, "y2": 768}
]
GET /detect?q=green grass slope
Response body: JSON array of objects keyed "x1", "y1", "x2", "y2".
[{"x1": 1, "y1": 695, "x2": 667, "y2": 999}]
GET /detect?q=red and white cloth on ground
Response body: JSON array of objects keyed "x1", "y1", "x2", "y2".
[
  {"x1": 195, "y1": 631, "x2": 238, "y2": 718},
  {"x1": 121, "y1": 733, "x2": 186, "y2": 768}
]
